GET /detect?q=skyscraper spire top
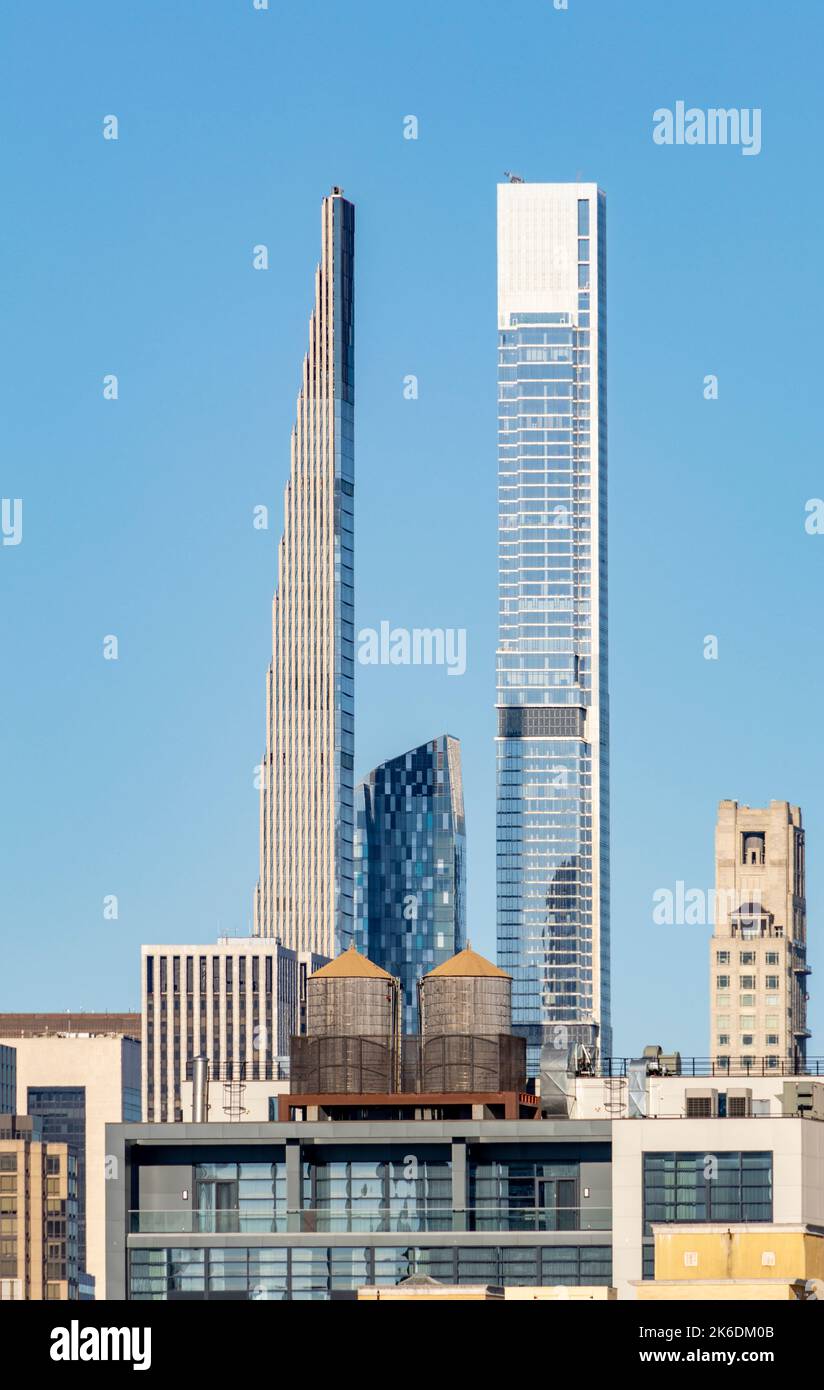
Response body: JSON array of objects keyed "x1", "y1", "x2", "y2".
[{"x1": 255, "y1": 191, "x2": 355, "y2": 957}]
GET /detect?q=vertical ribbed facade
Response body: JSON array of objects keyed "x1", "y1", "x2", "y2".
[
  {"x1": 495, "y1": 182, "x2": 610, "y2": 1072},
  {"x1": 354, "y1": 734, "x2": 467, "y2": 1033},
  {"x1": 255, "y1": 189, "x2": 355, "y2": 956}
]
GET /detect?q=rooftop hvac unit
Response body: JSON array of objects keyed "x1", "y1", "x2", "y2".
[
  {"x1": 783, "y1": 1080, "x2": 824, "y2": 1120},
  {"x1": 659, "y1": 1052, "x2": 682, "y2": 1076},
  {"x1": 685, "y1": 1088, "x2": 718, "y2": 1118},
  {"x1": 726, "y1": 1088, "x2": 753, "y2": 1118}
]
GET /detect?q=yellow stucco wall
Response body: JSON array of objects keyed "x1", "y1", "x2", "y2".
[
  {"x1": 635, "y1": 1280, "x2": 798, "y2": 1301},
  {"x1": 653, "y1": 1228, "x2": 824, "y2": 1282}
]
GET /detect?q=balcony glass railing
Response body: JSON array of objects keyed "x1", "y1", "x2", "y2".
[
  {"x1": 129, "y1": 1210, "x2": 288, "y2": 1234},
  {"x1": 466, "y1": 1206, "x2": 611, "y2": 1232},
  {"x1": 129, "y1": 1206, "x2": 613, "y2": 1235},
  {"x1": 298, "y1": 1207, "x2": 610, "y2": 1233}
]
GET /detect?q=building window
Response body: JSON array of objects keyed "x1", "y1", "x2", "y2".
[
  {"x1": 302, "y1": 1155, "x2": 452, "y2": 1232},
  {"x1": 468, "y1": 1155, "x2": 582, "y2": 1231},
  {"x1": 716, "y1": 951, "x2": 730, "y2": 965},
  {"x1": 28, "y1": 1086, "x2": 86, "y2": 1275},
  {"x1": 128, "y1": 1242, "x2": 612, "y2": 1299},
  {"x1": 643, "y1": 1152, "x2": 772, "y2": 1233},
  {"x1": 765, "y1": 976, "x2": 779, "y2": 990},
  {"x1": 195, "y1": 1162, "x2": 286, "y2": 1234},
  {"x1": 716, "y1": 976, "x2": 730, "y2": 990}
]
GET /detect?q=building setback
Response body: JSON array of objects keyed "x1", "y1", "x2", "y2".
[
  {"x1": 354, "y1": 734, "x2": 466, "y2": 1031},
  {"x1": 254, "y1": 187, "x2": 356, "y2": 958},
  {"x1": 496, "y1": 181, "x2": 611, "y2": 1069},
  {"x1": 709, "y1": 800, "x2": 811, "y2": 1067}
]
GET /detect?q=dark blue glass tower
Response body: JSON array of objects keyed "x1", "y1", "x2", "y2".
[{"x1": 354, "y1": 734, "x2": 466, "y2": 1032}]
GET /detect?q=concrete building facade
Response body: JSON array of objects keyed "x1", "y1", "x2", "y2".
[
  {"x1": 142, "y1": 940, "x2": 325, "y2": 1124},
  {"x1": 709, "y1": 800, "x2": 810, "y2": 1068}
]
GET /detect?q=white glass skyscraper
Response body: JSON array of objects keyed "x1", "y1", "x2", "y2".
[
  {"x1": 495, "y1": 181, "x2": 610, "y2": 1070},
  {"x1": 255, "y1": 188, "x2": 355, "y2": 957}
]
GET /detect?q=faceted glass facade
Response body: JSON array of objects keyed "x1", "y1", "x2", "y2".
[
  {"x1": 496, "y1": 184, "x2": 610, "y2": 1071},
  {"x1": 255, "y1": 189, "x2": 355, "y2": 957},
  {"x1": 354, "y1": 735, "x2": 466, "y2": 1032}
]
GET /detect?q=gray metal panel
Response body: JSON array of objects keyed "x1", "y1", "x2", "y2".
[
  {"x1": 108, "y1": 1118, "x2": 612, "y2": 1143},
  {"x1": 579, "y1": 1160, "x2": 612, "y2": 1230}
]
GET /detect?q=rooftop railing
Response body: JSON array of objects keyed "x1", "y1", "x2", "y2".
[
  {"x1": 129, "y1": 1206, "x2": 612, "y2": 1235},
  {"x1": 590, "y1": 1058, "x2": 824, "y2": 1079}
]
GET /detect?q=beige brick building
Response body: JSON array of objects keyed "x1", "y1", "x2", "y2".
[
  {"x1": 0, "y1": 1115, "x2": 78, "y2": 1300},
  {"x1": 709, "y1": 800, "x2": 810, "y2": 1068}
]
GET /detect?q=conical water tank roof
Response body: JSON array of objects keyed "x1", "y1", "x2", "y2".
[
  {"x1": 306, "y1": 945, "x2": 399, "y2": 1052},
  {"x1": 419, "y1": 945, "x2": 512, "y2": 1041},
  {"x1": 424, "y1": 947, "x2": 510, "y2": 979},
  {"x1": 310, "y1": 944, "x2": 394, "y2": 980}
]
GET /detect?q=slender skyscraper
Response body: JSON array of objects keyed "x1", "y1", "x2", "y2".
[
  {"x1": 255, "y1": 188, "x2": 355, "y2": 957},
  {"x1": 354, "y1": 734, "x2": 466, "y2": 1033},
  {"x1": 495, "y1": 181, "x2": 610, "y2": 1070}
]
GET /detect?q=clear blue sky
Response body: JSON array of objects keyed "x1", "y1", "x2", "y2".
[{"x1": 2, "y1": 0, "x2": 823, "y2": 1058}]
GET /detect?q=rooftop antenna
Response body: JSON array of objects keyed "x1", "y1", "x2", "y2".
[{"x1": 504, "y1": 171, "x2": 524, "y2": 183}]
